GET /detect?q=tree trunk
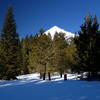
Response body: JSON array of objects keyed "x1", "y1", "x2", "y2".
[
  {"x1": 60, "y1": 70, "x2": 62, "y2": 78},
  {"x1": 64, "y1": 73, "x2": 67, "y2": 80},
  {"x1": 87, "y1": 72, "x2": 91, "y2": 81},
  {"x1": 80, "y1": 72, "x2": 83, "y2": 80},
  {"x1": 44, "y1": 64, "x2": 46, "y2": 75},
  {"x1": 23, "y1": 66, "x2": 29, "y2": 74},
  {"x1": 40, "y1": 72, "x2": 42, "y2": 79},
  {"x1": 43, "y1": 73, "x2": 46, "y2": 80},
  {"x1": 48, "y1": 72, "x2": 51, "y2": 81},
  {"x1": 43, "y1": 64, "x2": 46, "y2": 80}
]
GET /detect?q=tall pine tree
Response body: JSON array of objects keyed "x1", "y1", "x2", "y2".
[
  {"x1": 0, "y1": 6, "x2": 22, "y2": 80},
  {"x1": 52, "y1": 32, "x2": 68, "y2": 77},
  {"x1": 74, "y1": 14, "x2": 100, "y2": 78},
  {"x1": 21, "y1": 36, "x2": 30, "y2": 74}
]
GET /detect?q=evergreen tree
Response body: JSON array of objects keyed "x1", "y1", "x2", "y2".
[
  {"x1": 66, "y1": 40, "x2": 77, "y2": 73},
  {"x1": 52, "y1": 32, "x2": 68, "y2": 77},
  {"x1": 74, "y1": 15, "x2": 100, "y2": 78},
  {"x1": 39, "y1": 28, "x2": 45, "y2": 35},
  {"x1": 28, "y1": 30, "x2": 52, "y2": 80},
  {"x1": 0, "y1": 6, "x2": 21, "y2": 80},
  {"x1": 21, "y1": 36, "x2": 30, "y2": 74}
]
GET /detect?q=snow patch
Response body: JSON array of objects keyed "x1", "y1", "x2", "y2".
[{"x1": 0, "y1": 73, "x2": 100, "y2": 100}]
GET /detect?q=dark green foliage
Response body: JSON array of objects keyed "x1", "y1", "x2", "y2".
[
  {"x1": 27, "y1": 31, "x2": 70, "y2": 79},
  {"x1": 21, "y1": 36, "x2": 30, "y2": 74},
  {"x1": 51, "y1": 32, "x2": 68, "y2": 77},
  {"x1": 66, "y1": 40, "x2": 77, "y2": 72},
  {"x1": 39, "y1": 29, "x2": 45, "y2": 35},
  {"x1": 1, "y1": 6, "x2": 100, "y2": 81},
  {"x1": 28, "y1": 30, "x2": 52, "y2": 76},
  {"x1": 0, "y1": 6, "x2": 22, "y2": 80},
  {"x1": 74, "y1": 14, "x2": 100, "y2": 76}
]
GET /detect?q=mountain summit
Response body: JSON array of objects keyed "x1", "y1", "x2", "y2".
[{"x1": 45, "y1": 26, "x2": 75, "y2": 39}]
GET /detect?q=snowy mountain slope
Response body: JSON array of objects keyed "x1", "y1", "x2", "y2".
[
  {"x1": 45, "y1": 26, "x2": 75, "y2": 39},
  {"x1": 0, "y1": 73, "x2": 100, "y2": 100}
]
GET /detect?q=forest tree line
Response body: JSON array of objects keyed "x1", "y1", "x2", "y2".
[{"x1": 0, "y1": 6, "x2": 100, "y2": 80}]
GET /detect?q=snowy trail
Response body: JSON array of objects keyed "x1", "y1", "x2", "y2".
[{"x1": 0, "y1": 73, "x2": 100, "y2": 100}]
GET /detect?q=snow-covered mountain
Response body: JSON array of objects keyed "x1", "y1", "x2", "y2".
[{"x1": 45, "y1": 26, "x2": 75, "y2": 39}]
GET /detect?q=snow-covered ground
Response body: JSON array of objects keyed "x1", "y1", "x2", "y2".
[{"x1": 0, "y1": 73, "x2": 100, "y2": 100}]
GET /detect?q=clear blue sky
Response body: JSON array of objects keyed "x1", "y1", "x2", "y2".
[{"x1": 0, "y1": 0, "x2": 100, "y2": 38}]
